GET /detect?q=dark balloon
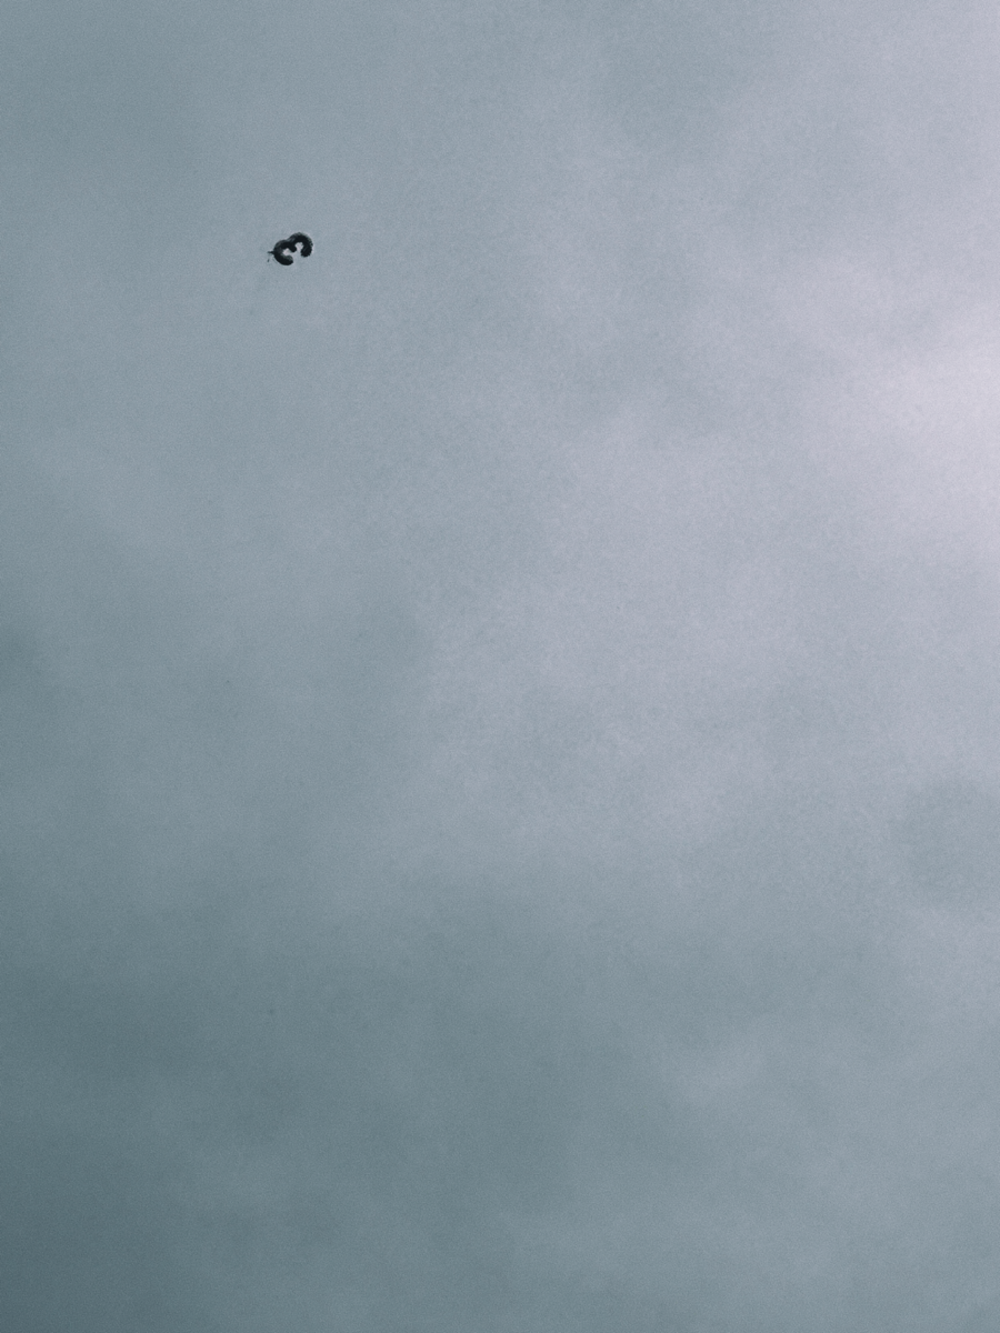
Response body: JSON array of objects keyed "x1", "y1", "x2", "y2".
[{"x1": 269, "y1": 233, "x2": 313, "y2": 265}]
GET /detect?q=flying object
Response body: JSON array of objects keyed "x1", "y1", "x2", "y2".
[{"x1": 269, "y1": 233, "x2": 313, "y2": 266}]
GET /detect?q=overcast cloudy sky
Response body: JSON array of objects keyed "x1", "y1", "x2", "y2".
[{"x1": 4, "y1": 1, "x2": 1000, "y2": 1329}]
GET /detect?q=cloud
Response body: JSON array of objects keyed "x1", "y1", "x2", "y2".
[{"x1": 4, "y1": 1, "x2": 1000, "y2": 1329}]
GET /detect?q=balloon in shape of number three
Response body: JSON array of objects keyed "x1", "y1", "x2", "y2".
[{"x1": 269, "y1": 233, "x2": 313, "y2": 266}]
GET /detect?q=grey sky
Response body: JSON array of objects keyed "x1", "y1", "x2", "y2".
[{"x1": 3, "y1": 1, "x2": 1000, "y2": 1329}]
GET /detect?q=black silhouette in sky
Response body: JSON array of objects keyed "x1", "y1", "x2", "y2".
[{"x1": 269, "y1": 233, "x2": 313, "y2": 266}]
